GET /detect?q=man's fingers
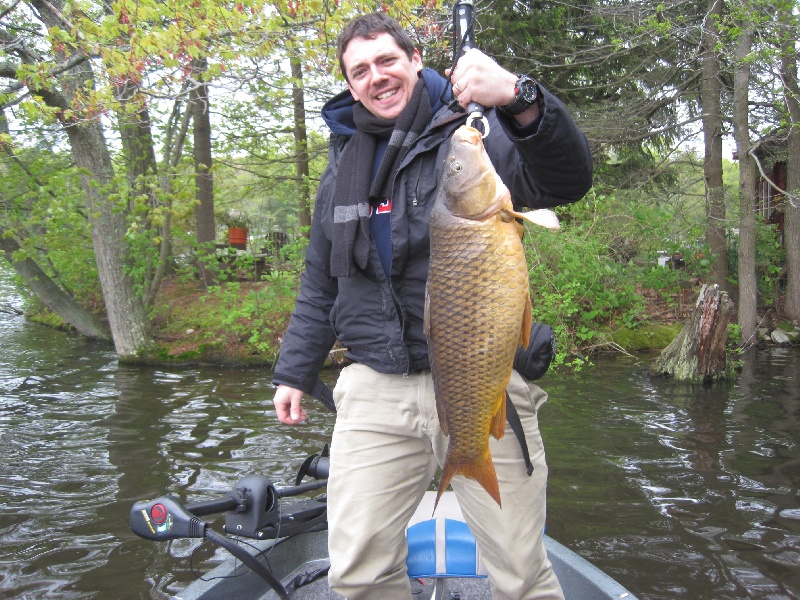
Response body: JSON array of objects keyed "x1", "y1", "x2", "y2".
[
  {"x1": 272, "y1": 385, "x2": 307, "y2": 424},
  {"x1": 290, "y1": 397, "x2": 303, "y2": 421}
]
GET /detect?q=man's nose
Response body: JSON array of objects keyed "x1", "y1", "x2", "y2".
[{"x1": 370, "y1": 64, "x2": 387, "y2": 81}]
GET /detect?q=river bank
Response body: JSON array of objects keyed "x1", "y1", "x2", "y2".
[
  {"x1": 142, "y1": 276, "x2": 684, "y2": 365},
  {"x1": 142, "y1": 276, "x2": 800, "y2": 365},
  {"x1": 15, "y1": 271, "x2": 800, "y2": 366}
]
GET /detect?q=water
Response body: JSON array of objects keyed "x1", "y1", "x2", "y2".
[
  {"x1": 542, "y1": 351, "x2": 800, "y2": 599},
  {"x1": 1, "y1": 270, "x2": 798, "y2": 599}
]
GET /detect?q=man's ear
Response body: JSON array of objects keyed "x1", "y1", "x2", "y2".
[{"x1": 412, "y1": 49, "x2": 423, "y2": 72}]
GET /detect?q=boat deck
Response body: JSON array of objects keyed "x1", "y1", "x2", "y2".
[
  {"x1": 174, "y1": 529, "x2": 634, "y2": 600},
  {"x1": 173, "y1": 492, "x2": 636, "y2": 600}
]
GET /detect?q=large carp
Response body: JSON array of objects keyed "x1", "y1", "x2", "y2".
[{"x1": 424, "y1": 125, "x2": 559, "y2": 511}]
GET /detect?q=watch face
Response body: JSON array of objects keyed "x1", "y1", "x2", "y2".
[{"x1": 519, "y1": 78, "x2": 538, "y2": 103}]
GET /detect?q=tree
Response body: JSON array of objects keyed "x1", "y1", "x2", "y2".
[
  {"x1": 1, "y1": 0, "x2": 301, "y2": 352},
  {"x1": 730, "y1": 7, "x2": 757, "y2": 345},
  {"x1": 0, "y1": 232, "x2": 109, "y2": 338},
  {"x1": 4, "y1": 0, "x2": 155, "y2": 357},
  {"x1": 778, "y1": 2, "x2": 800, "y2": 321},
  {"x1": 290, "y1": 54, "x2": 312, "y2": 235},
  {"x1": 700, "y1": 0, "x2": 732, "y2": 294},
  {"x1": 191, "y1": 57, "x2": 217, "y2": 286},
  {"x1": 0, "y1": 109, "x2": 112, "y2": 335}
]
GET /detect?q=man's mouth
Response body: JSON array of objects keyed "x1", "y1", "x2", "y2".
[{"x1": 376, "y1": 89, "x2": 397, "y2": 101}]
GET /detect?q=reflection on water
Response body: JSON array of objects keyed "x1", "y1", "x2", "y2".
[
  {"x1": 1, "y1": 269, "x2": 798, "y2": 599},
  {"x1": 542, "y1": 349, "x2": 800, "y2": 599}
]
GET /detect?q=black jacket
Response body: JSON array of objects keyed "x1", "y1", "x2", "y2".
[{"x1": 272, "y1": 69, "x2": 592, "y2": 394}]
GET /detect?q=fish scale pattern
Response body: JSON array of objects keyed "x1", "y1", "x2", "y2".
[{"x1": 427, "y1": 207, "x2": 530, "y2": 504}]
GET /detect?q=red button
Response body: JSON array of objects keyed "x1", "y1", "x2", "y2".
[{"x1": 150, "y1": 503, "x2": 168, "y2": 524}]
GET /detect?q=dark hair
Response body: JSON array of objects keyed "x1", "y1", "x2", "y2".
[{"x1": 336, "y1": 13, "x2": 417, "y2": 81}]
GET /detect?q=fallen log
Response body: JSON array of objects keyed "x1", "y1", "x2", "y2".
[
  {"x1": 651, "y1": 284, "x2": 736, "y2": 381},
  {"x1": 1, "y1": 304, "x2": 23, "y2": 315}
]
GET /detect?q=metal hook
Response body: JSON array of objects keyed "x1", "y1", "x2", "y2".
[{"x1": 467, "y1": 109, "x2": 489, "y2": 137}]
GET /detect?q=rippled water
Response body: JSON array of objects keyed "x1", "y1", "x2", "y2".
[
  {"x1": 542, "y1": 350, "x2": 800, "y2": 599},
  {"x1": 1, "y1": 268, "x2": 798, "y2": 599}
]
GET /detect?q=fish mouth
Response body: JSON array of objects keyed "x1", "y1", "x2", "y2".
[{"x1": 456, "y1": 126, "x2": 483, "y2": 146}]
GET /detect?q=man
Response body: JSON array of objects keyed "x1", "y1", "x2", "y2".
[{"x1": 272, "y1": 12, "x2": 592, "y2": 599}]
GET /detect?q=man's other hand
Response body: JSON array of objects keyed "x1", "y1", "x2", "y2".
[{"x1": 273, "y1": 384, "x2": 308, "y2": 424}]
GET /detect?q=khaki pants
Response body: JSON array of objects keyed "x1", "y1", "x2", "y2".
[{"x1": 327, "y1": 363, "x2": 564, "y2": 600}]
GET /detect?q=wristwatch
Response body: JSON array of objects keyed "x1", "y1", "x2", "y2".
[{"x1": 499, "y1": 75, "x2": 539, "y2": 116}]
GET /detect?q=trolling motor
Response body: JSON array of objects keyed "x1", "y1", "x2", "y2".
[
  {"x1": 130, "y1": 448, "x2": 330, "y2": 600},
  {"x1": 453, "y1": 0, "x2": 489, "y2": 136}
]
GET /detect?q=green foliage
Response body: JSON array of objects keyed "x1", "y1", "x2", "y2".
[
  {"x1": 2, "y1": 0, "x2": 794, "y2": 368},
  {"x1": 278, "y1": 231, "x2": 310, "y2": 268},
  {"x1": 727, "y1": 323, "x2": 742, "y2": 347},
  {"x1": 0, "y1": 147, "x2": 104, "y2": 314},
  {"x1": 640, "y1": 264, "x2": 681, "y2": 292},
  {"x1": 161, "y1": 272, "x2": 298, "y2": 359},
  {"x1": 216, "y1": 210, "x2": 253, "y2": 229},
  {"x1": 524, "y1": 198, "x2": 648, "y2": 367},
  {"x1": 753, "y1": 223, "x2": 786, "y2": 307},
  {"x1": 225, "y1": 272, "x2": 297, "y2": 355},
  {"x1": 726, "y1": 222, "x2": 786, "y2": 306},
  {"x1": 212, "y1": 130, "x2": 330, "y2": 240}
]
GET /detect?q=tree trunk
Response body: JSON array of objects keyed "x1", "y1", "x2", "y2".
[
  {"x1": 116, "y1": 86, "x2": 169, "y2": 305},
  {"x1": 291, "y1": 55, "x2": 311, "y2": 236},
  {"x1": 144, "y1": 95, "x2": 193, "y2": 307},
  {"x1": 0, "y1": 234, "x2": 110, "y2": 339},
  {"x1": 700, "y1": 0, "x2": 731, "y2": 295},
  {"x1": 781, "y1": 35, "x2": 800, "y2": 321},
  {"x1": 732, "y1": 18, "x2": 757, "y2": 346},
  {"x1": 192, "y1": 59, "x2": 216, "y2": 286},
  {"x1": 651, "y1": 284, "x2": 735, "y2": 381},
  {"x1": 31, "y1": 0, "x2": 153, "y2": 358},
  {"x1": 67, "y1": 118, "x2": 154, "y2": 355},
  {"x1": 193, "y1": 66, "x2": 215, "y2": 246},
  {"x1": 118, "y1": 91, "x2": 159, "y2": 199}
]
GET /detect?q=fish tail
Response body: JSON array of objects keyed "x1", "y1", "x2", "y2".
[
  {"x1": 433, "y1": 451, "x2": 502, "y2": 516},
  {"x1": 463, "y1": 451, "x2": 502, "y2": 507},
  {"x1": 432, "y1": 460, "x2": 457, "y2": 516}
]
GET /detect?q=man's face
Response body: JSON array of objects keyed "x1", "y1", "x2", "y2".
[{"x1": 341, "y1": 32, "x2": 423, "y2": 121}]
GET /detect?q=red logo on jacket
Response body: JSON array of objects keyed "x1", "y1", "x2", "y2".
[{"x1": 371, "y1": 198, "x2": 392, "y2": 216}]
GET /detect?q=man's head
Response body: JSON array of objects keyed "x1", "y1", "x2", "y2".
[
  {"x1": 336, "y1": 13, "x2": 417, "y2": 80},
  {"x1": 337, "y1": 13, "x2": 423, "y2": 121}
]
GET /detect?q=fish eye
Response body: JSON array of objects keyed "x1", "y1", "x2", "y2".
[{"x1": 450, "y1": 161, "x2": 462, "y2": 174}]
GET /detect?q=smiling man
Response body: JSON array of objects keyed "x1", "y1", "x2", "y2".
[
  {"x1": 270, "y1": 12, "x2": 593, "y2": 599},
  {"x1": 342, "y1": 33, "x2": 423, "y2": 121}
]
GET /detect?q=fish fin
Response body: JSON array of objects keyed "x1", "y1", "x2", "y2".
[
  {"x1": 434, "y1": 452, "x2": 502, "y2": 514},
  {"x1": 462, "y1": 449, "x2": 502, "y2": 508},
  {"x1": 520, "y1": 294, "x2": 532, "y2": 349},
  {"x1": 508, "y1": 208, "x2": 560, "y2": 230},
  {"x1": 490, "y1": 392, "x2": 506, "y2": 440},
  {"x1": 433, "y1": 461, "x2": 457, "y2": 515}
]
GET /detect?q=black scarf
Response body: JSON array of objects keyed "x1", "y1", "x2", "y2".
[{"x1": 331, "y1": 78, "x2": 432, "y2": 278}]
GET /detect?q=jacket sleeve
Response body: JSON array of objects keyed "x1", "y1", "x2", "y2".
[
  {"x1": 271, "y1": 176, "x2": 339, "y2": 395},
  {"x1": 488, "y1": 83, "x2": 593, "y2": 209}
]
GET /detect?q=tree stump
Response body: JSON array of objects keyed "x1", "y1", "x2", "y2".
[{"x1": 651, "y1": 284, "x2": 735, "y2": 381}]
